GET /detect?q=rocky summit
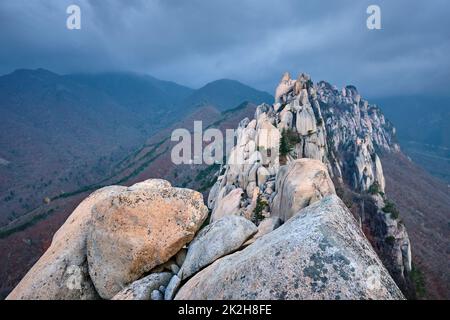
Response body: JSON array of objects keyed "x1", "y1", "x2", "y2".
[
  {"x1": 8, "y1": 72, "x2": 413, "y2": 300},
  {"x1": 176, "y1": 195, "x2": 404, "y2": 300}
]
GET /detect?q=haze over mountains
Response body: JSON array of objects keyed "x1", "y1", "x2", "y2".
[{"x1": 375, "y1": 95, "x2": 450, "y2": 183}]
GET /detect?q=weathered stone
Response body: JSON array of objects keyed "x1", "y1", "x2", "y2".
[
  {"x1": 256, "y1": 117, "x2": 280, "y2": 153},
  {"x1": 243, "y1": 187, "x2": 260, "y2": 220},
  {"x1": 86, "y1": 179, "x2": 208, "y2": 299},
  {"x1": 6, "y1": 186, "x2": 126, "y2": 300},
  {"x1": 170, "y1": 264, "x2": 180, "y2": 275},
  {"x1": 207, "y1": 179, "x2": 222, "y2": 209},
  {"x1": 164, "y1": 275, "x2": 181, "y2": 300},
  {"x1": 151, "y1": 290, "x2": 164, "y2": 300},
  {"x1": 257, "y1": 166, "x2": 270, "y2": 187},
  {"x1": 175, "y1": 196, "x2": 404, "y2": 300},
  {"x1": 279, "y1": 107, "x2": 293, "y2": 131},
  {"x1": 271, "y1": 159, "x2": 335, "y2": 221},
  {"x1": 175, "y1": 248, "x2": 187, "y2": 267},
  {"x1": 210, "y1": 188, "x2": 243, "y2": 222},
  {"x1": 275, "y1": 72, "x2": 296, "y2": 102},
  {"x1": 244, "y1": 216, "x2": 282, "y2": 246},
  {"x1": 179, "y1": 216, "x2": 257, "y2": 280},
  {"x1": 354, "y1": 139, "x2": 384, "y2": 192},
  {"x1": 374, "y1": 154, "x2": 386, "y2": 192},
  {"x1": 203, "y1": 72, "x2": 412, "y2": 299},
  {"x1": 111, "y1": 272, "x2": 172, "y2": 300},
  {"x1": 246, "y1": 181, "x2": 257, "y2": 198},
  {"x1": 296, "y1": 104, "x2": 317, "y2": 135}
]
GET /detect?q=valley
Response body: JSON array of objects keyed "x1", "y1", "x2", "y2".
[{"x1": 0, "y1": 69, "x2": 271, "y2": 227}]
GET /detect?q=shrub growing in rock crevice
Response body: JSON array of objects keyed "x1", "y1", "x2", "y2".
[
  {"x1": 385, "y1": 235, "x2": 396, "y2": 246},
  {"x1": 382, "y1": 200, "x2": 400, "y2": 220},
  {"x1": 279, "y1": 130, "x2": 292, "y2": 158},
  {"x1": 253, "y1": 194, "x2": 268, "y2": 222},
  {"x1": 279, "y1": 129, "x2": 301, "y2": 164},
  {"x1": 368, "y1": 182, "x2": 384, "y2": 196}
]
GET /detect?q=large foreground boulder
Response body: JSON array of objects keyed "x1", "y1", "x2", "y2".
[
  {"x1": 271, "y1": 159, "x2": 335, "y2": 221},
  {"x1": 175, "y1": 195, "x2": 404, "y2": 300},
  {"x1": 7, "y1": 186, "x2": 126, "y2": 300},
  {"x1": 87, "y1": 179, "x2": 208, "y2": 299},
  {"x1": 7, "y1": 179, "x2": 208, "y2": 300}
]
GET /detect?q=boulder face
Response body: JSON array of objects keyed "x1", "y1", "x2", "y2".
[
  {"x1": 179, "y1": 216, "x2": 257, "y2": 280},
  {"x1": 271, "y1": 159, "x2": 336, "y2": 222},
  {"x1": 164, "y1": 275, "x2": 182, "y2": 300},
  {"x1": 210, "y1": 188, "x2": 243, "y2": 222},
  {"x1": 296, "y1": 104, "x2": 317, "y2": 136},
  {"x1": 87, "y1": 179, "x2": 208, "y2": 299},
  {"x1": 111, "y1": 272, "x2": 172, "y2": 300},
  {"x1": 175, "y1": 196, "x2": 404, "y2": 300},
  {"x1": 7, "y1": 179, "x2": 208, "y2": 300},
  {"x1": 255, "y1": 116, "x2": 280, "y2": 152},
  {"x1": 243, "y1": 216, "x2": 282, "y2": 246},
  {"x1": 6, "y1": 186, "x2": 126, "y2": 300}
]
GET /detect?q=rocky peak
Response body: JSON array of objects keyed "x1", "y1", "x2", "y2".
[
  {"x1": 273, "y1": 72, "x2": 398, "y2": 192},
  {"x1": 211, "y1": 72, "x2": 396, "y2": 202},
  {"x1": 207, "y1": 71, "x2": 412, "y2": 296}
]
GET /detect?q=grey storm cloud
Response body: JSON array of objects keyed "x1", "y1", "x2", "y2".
[{"x1": 0, "y1": 0, "x2": 449, "y2": 97}]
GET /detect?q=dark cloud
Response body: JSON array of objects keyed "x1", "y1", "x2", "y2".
[{"x1": 0, "y1": 0, "x2": 449, "y2": 97}]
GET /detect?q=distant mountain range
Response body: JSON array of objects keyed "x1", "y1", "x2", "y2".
[{"x1": 0, "y1": 68, "x2": 273, "y2": 227}]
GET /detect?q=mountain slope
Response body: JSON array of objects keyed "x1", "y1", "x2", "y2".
[
  {"x1": 183, "y1": 79, "x2": 273, "y2": 111},
  {"x1": 0, "y1": 69, "x2": 272, "y2": 228},
  {"x1": 375, "y1": 95, "x2": 450, "y2": 183},
  {"x1": 66, "y1": 72, "x2": 194, "y2": 122},
  {"x1": 382, "y1": 152, "x2": 450, "y2": 299}
]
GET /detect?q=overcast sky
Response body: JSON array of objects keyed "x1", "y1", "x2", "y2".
[{"x1": 0, "y1": 0, "x2": 449, "y2": 97}]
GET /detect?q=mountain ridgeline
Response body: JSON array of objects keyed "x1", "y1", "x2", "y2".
[{"x1": 7, "y1": 72, "x2": 429, "y2": 300}]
